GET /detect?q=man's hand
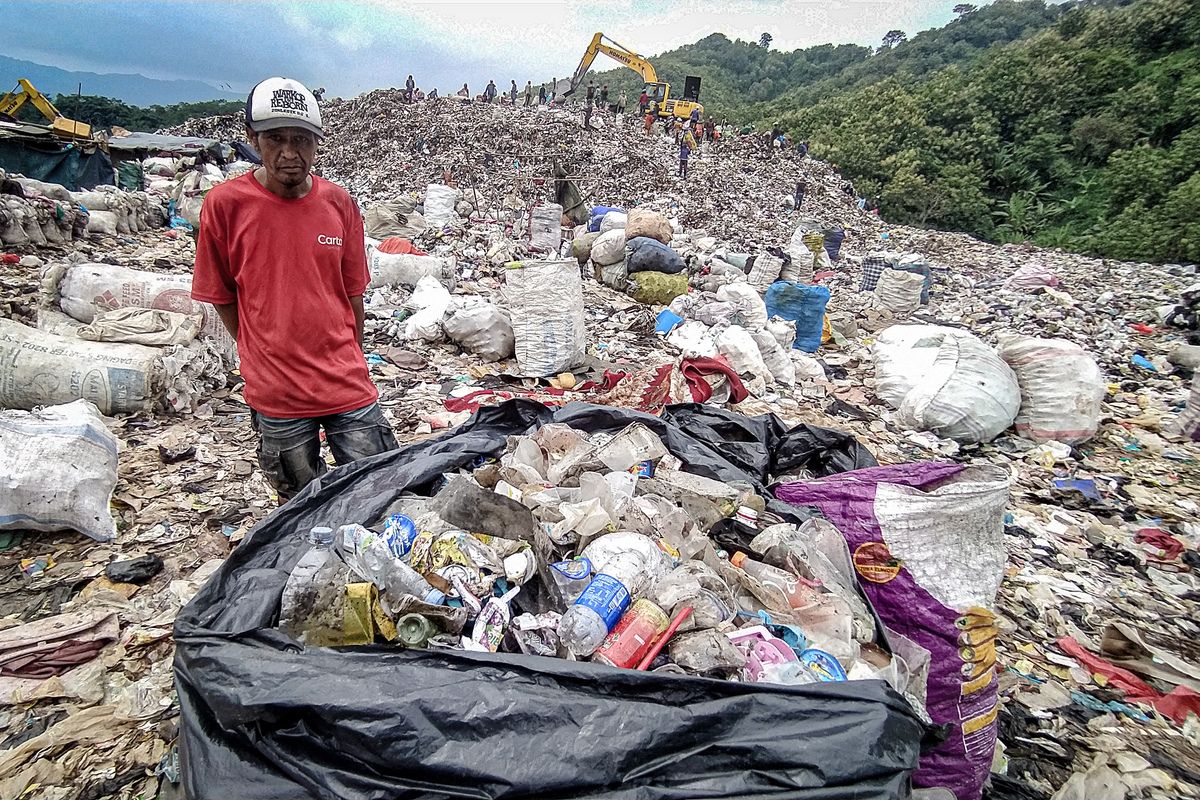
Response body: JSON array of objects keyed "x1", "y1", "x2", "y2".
[
  {"x1": 213, "y1": 302, "x2": 239, "y2": 341},
  {"x1": 350, "y1": 295, "x2": 366, "y2": 350}
]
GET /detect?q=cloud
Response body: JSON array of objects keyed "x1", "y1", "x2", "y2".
[{"x1": 0, "y1": 0, "x2": 977, "y2": 99}]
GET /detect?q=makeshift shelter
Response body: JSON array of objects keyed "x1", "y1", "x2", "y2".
[{"x1": 0, "y1": 120, "x2": 114, "y2": 190}]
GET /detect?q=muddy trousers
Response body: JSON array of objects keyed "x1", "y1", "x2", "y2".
[{"x1": 251, "y1": 401, "x2": 399, "y2": 502}]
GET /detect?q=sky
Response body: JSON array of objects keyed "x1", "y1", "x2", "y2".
[{"x1": 1, "y1": 0, "x2": 979, "y2": 98}]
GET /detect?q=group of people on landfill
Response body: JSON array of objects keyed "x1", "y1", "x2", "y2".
[{"x1": 399, "y1": 74, "x2": 565, "y2": 107}]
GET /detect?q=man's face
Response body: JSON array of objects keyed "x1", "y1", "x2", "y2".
[{"x1": 249, "y1": 126, "x2": 317, "y2": 188}]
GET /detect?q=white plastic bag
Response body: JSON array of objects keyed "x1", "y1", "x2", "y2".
[
  {"x1": 716, "y1": 325, "x2": 771, "y2": 383},
  {"x1": 873, "y1": 269, "x2": 925, "y2": 316},
  {"x1": 423, "y1": 184, "x2": 460, "y2": 228},
  {"x1": 0, "y1": 400, "x2": 119, "y2": 542},
  {"x1": 86, "y1": 210, "x2": 119, "y2": 235},
  {"x1": 530, "y1": 204, "x2": 563, "y2": 251},
  {"x1": 873, "y1": 325, "x2": 1020, "y2": 443},
  {"x1": 599, "y1": 211, "x2": 627, "y2": 234},
  {"x1": 503, "y1": 260, "x2": 586, "y2": 376},
  {"x1": 766, "y1": 316, "x2": 797, "y2": 350},
  {"x1": 365, "y1": 241, "x2": 451, "y2": 289},
  {"x1": 403, "y1": 276, "x2": 452, "y2": 341},
  {"x1": 715, "y1": 282, "x2": 768, "y2": 330},
  {"x1": 443, "y1": 303, "x2": 515, "y2": 362},
  {"x1": 746, "y1": 252, "x2": 783, "y2": 291},
  {"x1": 590, "y1": 229, "x2": 627, "y2": 266},
  {"x1": 997, "y1": 334, "x2": 1104, "y2": 444},
  {"x1": 750, "y1": 328, "x2": 795, "y2": 388}
]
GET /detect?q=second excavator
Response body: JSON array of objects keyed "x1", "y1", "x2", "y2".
[{"x1": 564, "y1": 32, "x2": 703, "y2": 121}]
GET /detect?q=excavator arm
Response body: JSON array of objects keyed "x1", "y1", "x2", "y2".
[
  {"x1": 0, "y1": 79, "x2": 91, "y2": 140},
  {"x1": 565, "y1": 33, "x2": 658, "y2": 96}
]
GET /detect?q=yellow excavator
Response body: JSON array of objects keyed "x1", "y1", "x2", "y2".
[
  {"x1": 0, "y1": 78, "x2": 93, "y2": 140},
  {"x1": 565, "y1": 32, "x2": 703, "y2": 120}
]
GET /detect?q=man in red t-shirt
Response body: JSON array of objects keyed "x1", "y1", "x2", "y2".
[{"x1": 192, "y1": 76, "x2": 397, "y2": 501}]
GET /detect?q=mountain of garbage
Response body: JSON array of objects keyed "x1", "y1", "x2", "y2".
[{"x1": 0, "y1": 91, "x2": 1195, "y2": 800}]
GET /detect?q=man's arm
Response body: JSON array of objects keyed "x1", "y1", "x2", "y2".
[
  {"x1": 350, "y1": 295, "x2": 365, "y2": 349},
  {"x1": 213, "y1": 301, "x2": 239, "y2": 341}
]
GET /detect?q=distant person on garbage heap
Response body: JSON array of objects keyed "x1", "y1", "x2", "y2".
[
  {"x1": 405, "y1": 75, "x2": 415, "y2": 102},
  {"x1": 524, "y1": 81, "x2": 533, "y2": 107},
  {"x1": 643, "y1": 104, "x2": 655, "y2": 134},
  {"x1": 485, "y1": 80, "x2": 497, "y2": 102},
  {"x1": 599, "y1": 84, "x2": 608, "y2": 106},
  {"x1": 679, "y1": 128, "x2": 696, "y2": 178},
  {"x1": 458, "y1": 83, "x2": 469, "y2": 97},
  {"x1": 538, "y1": 84, "x2": 547, "y2": 104},
  {"x1": 510, "y1": 80, "x2": 518, "y2": 104},
  {"x1": 191, "y1": 77, "x2": 398, "y2": 503},
  {"x1": 639, "y1": 89, "x2": 649, "y2": 113}
]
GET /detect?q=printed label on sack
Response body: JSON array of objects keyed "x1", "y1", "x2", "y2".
[
  {"x1": 572, "y1": 572, "x2": 630, "y2": 630},
  {"x1": 853, "y1": 541, "x2": 902, "y2": 584}
]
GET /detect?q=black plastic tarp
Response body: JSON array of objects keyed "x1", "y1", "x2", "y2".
[{"x1": 175, "y1": 401, "x2": 923, "y2": 800}]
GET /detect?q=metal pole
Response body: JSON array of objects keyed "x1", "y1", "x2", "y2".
[{"x1": 75, "y1": 82, "x2": 82, "y2": 137}]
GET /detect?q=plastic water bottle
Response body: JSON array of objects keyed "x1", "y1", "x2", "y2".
[
  {"x1": 730, "y1": 551, "x2": 823, "y2": 610},
  {"x1": 558, "y1": 545, "x2": 664, "y2": 657},
  {"x1": 279, "y1": 526, "x2": 351, "y2": 645}
]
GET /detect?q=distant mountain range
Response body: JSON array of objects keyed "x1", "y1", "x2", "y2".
[{"x1": 0, "y1": 55, "x2": 240, "y2": 106}]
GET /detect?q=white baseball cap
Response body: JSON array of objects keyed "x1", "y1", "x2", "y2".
[{"x1": 245, "y1": 77, "x2": 323, "y2": 139}]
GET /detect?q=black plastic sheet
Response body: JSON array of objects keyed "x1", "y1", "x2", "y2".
[{"x1": 175, "y1": 401, "x2": 921, "y2": 800}]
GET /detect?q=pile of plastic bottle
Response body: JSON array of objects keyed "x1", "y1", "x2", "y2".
[{"x1": 278, "y1": 422, "x2": 921, "y2": 699}]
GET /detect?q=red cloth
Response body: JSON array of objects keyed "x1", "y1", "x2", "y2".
[
  {"x1": 377, "y1": 237, "x2": 427, "y2": 256},
  {"x1": 1057, "y1": 636, "x2": 1200, "y2": 724},
  {"x1": 0, "y1": 254, "x2": 19, "y2": 264},
  {"x1": 1135, "y1": 528, "x2": 1184, "y2": 561},
  {"x1": 193, "y1": 173, "x2": 376, "y2": 418},
  {"x1": 678, "y1": 356, "x2": 749, "y2": 404}
]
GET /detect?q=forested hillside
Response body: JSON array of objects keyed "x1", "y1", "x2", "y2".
[
  {"x1": 585, "y1": 0, "x2": 1199, "y2": 263},
  {"x1": 764, "y1": 0, "x2": 1200, "y2": 263}
]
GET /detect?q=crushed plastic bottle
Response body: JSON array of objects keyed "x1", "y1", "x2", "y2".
[
  {"x1": 279, "y1": 526, "x2": 353, "y2": 646},
  {"x1": 337, "y1": 524, "x2": 446, "y2": 610},
  {"x1": 729, "y1": 551, "x2": 823, "y2": 610}
]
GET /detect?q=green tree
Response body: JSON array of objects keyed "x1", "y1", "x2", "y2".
[{"x1": 759, "y1": 32, "x2": 773, "y2": 49}]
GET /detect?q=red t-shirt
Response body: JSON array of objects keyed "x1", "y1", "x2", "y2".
[{"x1": 191, "y1": 172, "x2": 377, "y2": 418}]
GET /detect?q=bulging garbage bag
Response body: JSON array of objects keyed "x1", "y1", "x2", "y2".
[
  {"x1": 872, "y1": 325, "x2": 1020, "y2": 444},
  {"x1": 366, "y1": 241, "x2": 451, "y2": 289},
  {"x1": 746, "y1": 252, "x2": 784, "y2": 290},
  {"x1": 764, "y1": 282, "x2": 830, "y2": 353},
  {"x1": 0, "y1": 318, "x2": 159, "y2": 414},
  {"x1": 716, "y1": 282, "x2": 768, "y2": 330},
  {"x1": 444, "y1": 303, "x2": 515, "y2": 362},
  {"x1": 530, "y1": 203, "x2": 564, "y2": 251},
  {"x1": 587, "y1": 205, "x2": 624, "y2": 232},
  {"x1": 624, "y1": 208, "x2": 672, "y2": 244},
  {"x1": 599, "y1": 210, "x2": 628, "y2": 234},
  {"x1": 590, "y1": 229, "x2": 628, "y2": 266},
  {"x1": 627, "y1": 271, "x2": 687, "y2": 305},
  {"x1": 174, "y1": 400, "x2": 917, "y2": 800},
  {"x1": 0, "y1": 400, "x2": 119, "y2": 542},
  {"x1": 873, "y1": 269, "x2": 925, "y2": 316},
  {"x1": 997, "y1": 334, "x2": 1105, "y2": 444},
  {"x1": 423, "y1": 183, "x2": 460, "y2": 228},
  {"x1": 777, "y1": 463, "x2": 1010, "y2": 800},
  {"x1": 503, "y1": 260, "x2": 586, "y2": 376},
  {"x1": 571, "y1": 231, "x2": 600, "y2": 264},
  {"x1": 626, "y1": 237, "x2": 684, "y2": 274}
]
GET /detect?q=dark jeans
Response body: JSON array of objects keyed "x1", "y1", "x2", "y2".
[{"x1": 251, "y1": 402, "x2": 398, "y2": 502}]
